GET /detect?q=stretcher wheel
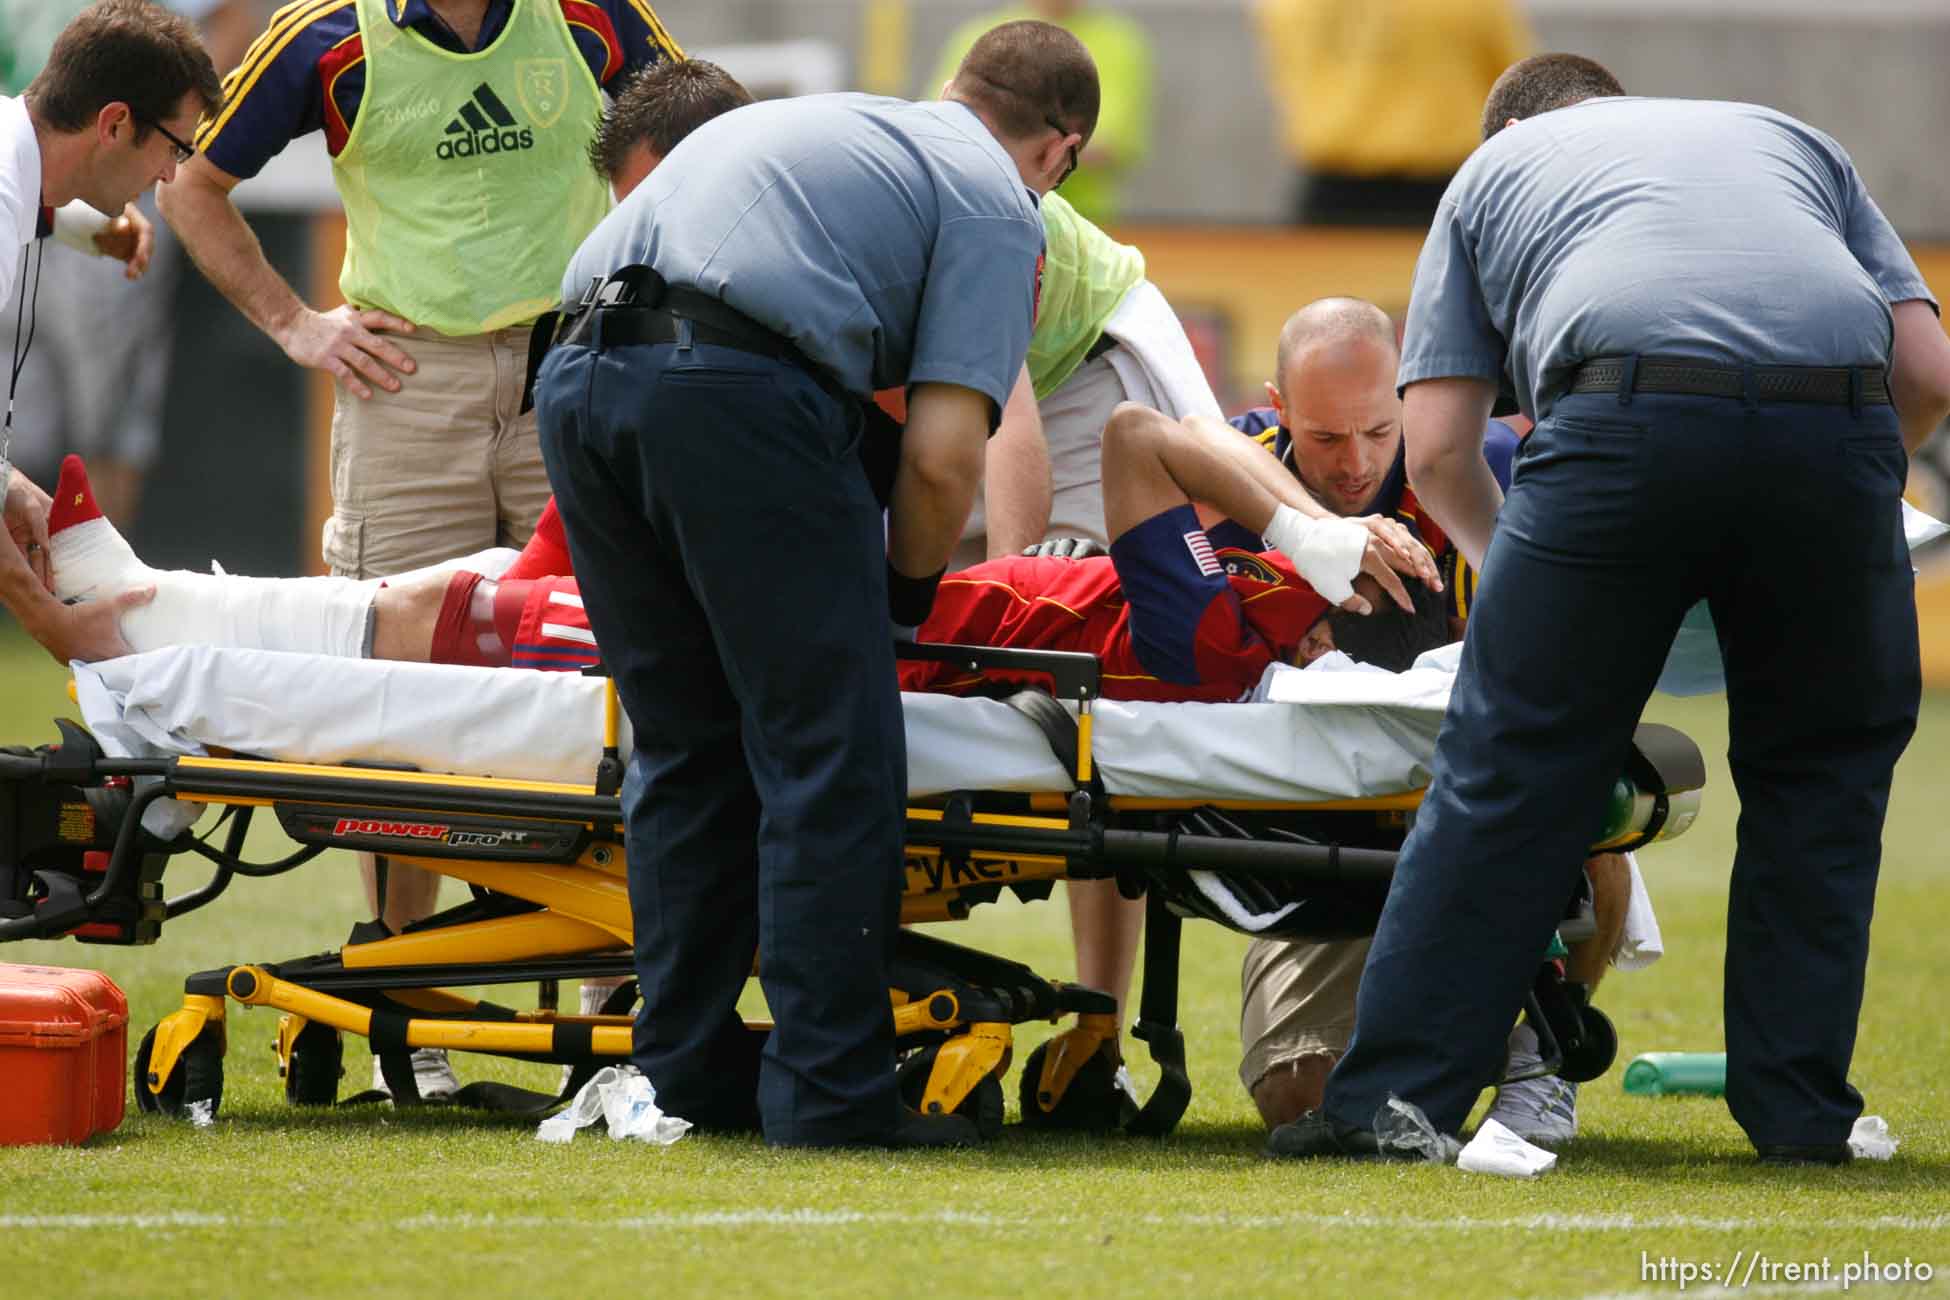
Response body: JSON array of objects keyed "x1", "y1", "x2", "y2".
[
  {"x1": 133, "y1": 1025, "x2": 225, "y2": 1121},
  {"x1": 1558, "y1": 1005, "x2": 1618, "y2": 1084},
  {"x1": 284, "y1": 1022, "x2": 343, "y2": 1107},
  {"x1": 1016, "y1": 1039, "x2": 1136, "y2": 1133},
  {"x1": 896, "y1": 1044, "x2": 1004, "y2": 1141}
]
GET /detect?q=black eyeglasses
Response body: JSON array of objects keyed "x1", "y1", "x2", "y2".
[
  {"x1": 136, "y1": 115, "x2": 195, "y2": 165},
  {"x1": 1044, "y1": 115, "x2": 1079, "y2": 190}
]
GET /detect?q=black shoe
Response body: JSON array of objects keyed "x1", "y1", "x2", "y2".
[
  {"x1": 1756, "y1": 1143, "x2": 1852, "y2": 1166},
  {"x1": 888, "y1": 1106, "x2": 981, "y2": 1149},
  {"x1": 1263, "y1": 1109, "x2": 1387, "y2": 1160}
]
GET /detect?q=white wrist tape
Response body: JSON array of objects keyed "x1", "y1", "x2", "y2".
[
  {"x1": 50, "y1": 201, "x2": 113, "y2": 256},
  {"x1": 1261, "y1": 504, "x2": 1367, "y2": 605}
]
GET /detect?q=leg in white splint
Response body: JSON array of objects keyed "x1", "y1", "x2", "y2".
[{"x1": 47, "y1": 455, "x2": 381, "y2": 660}]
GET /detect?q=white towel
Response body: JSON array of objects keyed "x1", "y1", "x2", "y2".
[
  {"x1": 1458, "y1": 1118, "x2": 1557, "y2": 1177},
  {"x1": 1101, "y1": 280, "x2": 1224, "y2": 422},
  {"x1": 1614, "y1": 852, "x2": 1664, "y2": 971}
]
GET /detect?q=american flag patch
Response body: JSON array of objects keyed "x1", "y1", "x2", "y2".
[{"x1": 1183, "y1": 530, "x2": 1222, "y2": 577}]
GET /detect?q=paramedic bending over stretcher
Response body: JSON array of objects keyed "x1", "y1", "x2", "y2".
[{"x1": 40, "y1": 398, "x2": 1441, "y2": 696}]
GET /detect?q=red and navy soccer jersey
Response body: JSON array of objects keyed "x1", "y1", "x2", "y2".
[
  {"x1": 508, "y1": 575, "x2": 600, "y2": 671},
  {"x1": 195, "y1": 0, "x2": 680, "y2": 173},
  {"x1": 900, "y1": 505, "x2": 1330, "y2": 703}
]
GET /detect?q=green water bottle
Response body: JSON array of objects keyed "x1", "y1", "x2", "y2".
[{"x1": 1622, "y1": 1051, "x2": 1727, "y2": 1096}]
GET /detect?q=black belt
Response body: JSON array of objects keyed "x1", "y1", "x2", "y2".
[
  {"x1": 1083, "y1": 332, "x2": 1119, "y2": 365},
  {"x1": 1568, "y1": 356, "x2": 1889, "y2": 406},
  {"x1": 521, "y1": 283, "x2": 825, "y2": 413},
  {"x1": 586, "y1": 286, "x2": 810, "y2": 366}
]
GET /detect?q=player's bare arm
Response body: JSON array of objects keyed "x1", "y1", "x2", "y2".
[
  {"x1": 1173, "y1": 411, "x2": 1441, "y2": 606},
  {"x1": 981, "y1": 365, "x2": 1052, "y2": 558},
  {"x1": 159, "y1": 156, "x2": 417, "y2": 400}
]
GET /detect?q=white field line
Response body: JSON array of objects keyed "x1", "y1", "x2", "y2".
[
  {"x1": 0, "y1": 1213, "x2": 231, "y2": 1229},
  {"x1": 3, "y1": 1210, "x2": 1947, "y2": 1234}
]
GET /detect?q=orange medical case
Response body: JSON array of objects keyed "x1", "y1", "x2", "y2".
[{"x1": 0, "y1": 963, "x2": 128, "y2": 1145}]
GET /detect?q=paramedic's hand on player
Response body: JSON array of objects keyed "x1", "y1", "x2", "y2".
[
  {"x1": 1, "y1": 471, "x2": 151, "y2": 663},
  {"x1": 277, "y1": 303, "x2": 418, "y2": 401},
  {"x1": 1353, "y1": 513, "x2": 1440, "y2": 616},
  {"x1": 34, "y1": 587, "x2": 152, "y2": 665},
  {"x1": 4, "y1": 468, "x2": 54, "y2": 591},
  {"x1": 92, "y1": 203, "x2": 154, "y2": 280}
]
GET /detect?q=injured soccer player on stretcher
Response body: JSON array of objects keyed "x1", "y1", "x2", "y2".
[
  {"x1": 35, "y1": 411, "x2": 1639, "y2": 1140},
  {"x1": 39, "y1": 404, "x2": 1441, "y2": 690}
]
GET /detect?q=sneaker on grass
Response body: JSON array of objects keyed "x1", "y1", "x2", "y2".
[
  {"x1": 1484, "y1": 1022, "x2": 1577, "y2": 1147},
  {"x1": 371, "y1": 1047, "x2": 461, "y2": 1102}
]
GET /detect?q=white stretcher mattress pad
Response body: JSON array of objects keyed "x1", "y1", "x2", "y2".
[{"x1": 71, "y1": 645, "x2": 1453, "y2": 802}]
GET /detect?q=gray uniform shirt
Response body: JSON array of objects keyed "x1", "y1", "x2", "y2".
[
  {"x1": 562, "y1": 93, "x2": 1044, "y2": 413},
  {"x1": 1399, "y1": 97, "x2": 1935, "y2": 421}
]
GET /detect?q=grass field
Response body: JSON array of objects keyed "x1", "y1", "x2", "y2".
[{"x1": 0, "y1": 622, "x2": 1945, "y2": 1299}]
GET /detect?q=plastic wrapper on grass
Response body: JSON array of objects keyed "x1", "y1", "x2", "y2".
[
  {"x1": 1849, "y1": 1115, "x2": 1898, "y2": 1161},
  {"x1": 536, "y1": 1066, "x2": 691, "y2": 1146},
  {"x1": 1375, "y1": 1095, "x2": 1461, "y2": 1163}
]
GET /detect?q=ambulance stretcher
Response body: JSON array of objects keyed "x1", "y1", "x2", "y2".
[{"x1": 0, "y1": 640, "x2": 1704, "y2": 1136}]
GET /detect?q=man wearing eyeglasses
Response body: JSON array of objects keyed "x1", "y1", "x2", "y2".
[
  {"x1": 1, "y1": 0, "x2": 222, "y2": 664},
  {"x1": 927, "y1": 0, "x2": 1151, "y2": 227},
  {"x1": 0, "y1": 0, "x2": 253, "y2": 530}
]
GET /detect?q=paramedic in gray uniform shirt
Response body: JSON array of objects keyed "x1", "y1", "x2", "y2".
[
  {"x1": 1269, "y1": 53, "x2": 1950, "y2": 1165},
  {"x1": 534, "y1": 20, "x2": 1098, "y2": 1149}
]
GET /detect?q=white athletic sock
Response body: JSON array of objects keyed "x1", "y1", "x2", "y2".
[{"x1": 1261, "y1": 503, "x2": 1367, "y2": 606}]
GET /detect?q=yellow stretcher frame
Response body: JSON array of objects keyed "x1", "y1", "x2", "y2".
[{"x1": 8, "y1": 647, "x2": 1705, "y2": 1133}]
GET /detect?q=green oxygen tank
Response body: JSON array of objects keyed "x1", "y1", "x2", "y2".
[
  {"x1": 1622, "y1": 1051, "x2": 1727, "y2": 1096},
  {"x1": 1594, "y1": 777, "x2": 1649, "y2": 844}
]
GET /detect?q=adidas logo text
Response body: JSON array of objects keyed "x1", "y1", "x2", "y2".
[{"x1": 436, "y1": 82, "x2": 535, "y2": 161}]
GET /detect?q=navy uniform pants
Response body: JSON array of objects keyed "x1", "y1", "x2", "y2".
[
  {"x1": 1323, "y1": 388, "x2": 1919, "y2": 1149},
  {"x1": 536, "y1": 333, "x2": 904, "y2": 1146}
]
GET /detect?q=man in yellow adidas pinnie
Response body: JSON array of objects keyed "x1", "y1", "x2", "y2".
[{"x1": 156, "y1": 0, "x2": 681, "y2": 1103}]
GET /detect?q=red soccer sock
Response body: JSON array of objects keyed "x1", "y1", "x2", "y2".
[
  {"x1": 49, "y1": 454, "x2": 104, "y2": 536},
  {"x1": 428, "y1": 571, "x2": 536, "y2": 668},
  {"x1": 491, "y1": 577, "x2": 530, "y2": 652},
  {"x1": 503, "y1": 498, "x2": 574, "y2": 580},
  {"x1": 429, "y1": 571, "x2": 497, "y2": 667}
]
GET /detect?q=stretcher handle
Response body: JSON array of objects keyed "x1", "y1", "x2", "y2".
[
  {"x1": 894, "y1": 641, "x2": 1100, "y2": 703},
  {"x1": 1099, "y1": 828, "x2": 1398, "y2": 886},
  {"x1": 0, "y1": 749, "x2": 172, "y2": 783}
]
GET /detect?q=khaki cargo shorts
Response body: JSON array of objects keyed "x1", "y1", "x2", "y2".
[
  {"x1": 1237, "y1": 934, "x2": 1372, "y2": 1093},
  {"x1": 323, "y1": 325, "x2": 551, "y2": 579}
]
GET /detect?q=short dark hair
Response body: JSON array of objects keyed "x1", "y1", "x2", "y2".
[
  {"x1": 1325, "y1": 577, "x2": 1451, "y2": 673},
  {"x1": 947, "y1": 19, "x2": 1100, "y2": 145},
  {"x1": 1480, "y1": 53, "x2": 1624, "y2": 141},
  {"x1": 26, "y1": 0, "x2": 224, "y2": 137},
  {"x1": 589, "y1": 59, "x2": 753, "y2": 181}
]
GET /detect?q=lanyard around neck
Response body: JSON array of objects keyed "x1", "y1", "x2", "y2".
[{"x1": 1, "y1": 237, "x2": 43, "y2": 482}]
